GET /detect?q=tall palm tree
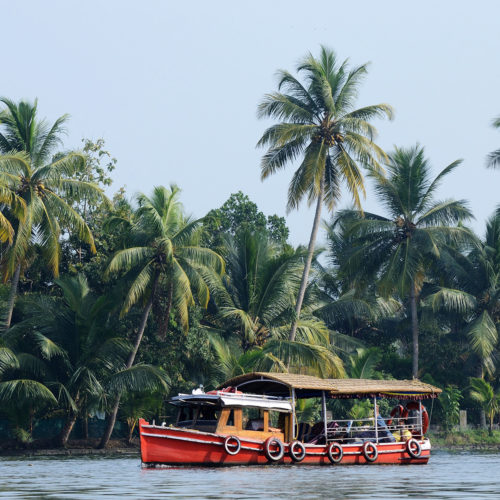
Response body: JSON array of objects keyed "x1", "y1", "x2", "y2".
[
  {"x1": 336, "y1": 145, "x2": 474, "y2": 378},
  {"x1": 257, "y1": 46, "x2": 393, "y2": 342},
  {"x1": 486, "y1": 115, "x2": 500, "y2": 168},
  {"x1": 99, "y1": 185, "x2": 224, "y2": 447},
  {"x1": 0, "y1": 98, "x2": 105, "y2": 328}
]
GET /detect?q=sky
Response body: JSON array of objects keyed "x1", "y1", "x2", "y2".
[{"x1": 3, "y1": 0, "x2": 500, "y2": 247}]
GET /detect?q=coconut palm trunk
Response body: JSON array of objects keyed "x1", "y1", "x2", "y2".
[
  {"x1": 158, "y1": 282, "x2": 173, "y2": 339},
  {"x1": 58, "y1": 412, "x2": 79, "y2": 447},
  {"x1": 4, "y1": 264, "x2": 21, "y2": 329},
  {"x1": 410, "y1": 281, "x2": 419, "y2": 379},
  {"x1": 98, "y1": 273, "x2": 159, "y2": 449},
  {"x1": 290, "y1": 177, "x2": 324, "y2": 342},
  {"x1": 476, "y1": 365, "x2": 487, "y2": 429},
  {"x1": 58, "y1": 392, "x2": 80, "y2": 447}
]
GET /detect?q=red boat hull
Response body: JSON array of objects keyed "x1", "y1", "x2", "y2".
[{"x1": 139, "y1": 419, "x2": 431, "y2": 466}]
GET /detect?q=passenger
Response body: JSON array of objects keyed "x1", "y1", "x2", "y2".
[
  {"x1": 245, "y1": 418, "x2": 264, "y2": 431},
  {"x1": 354, "y1": 403, "x2": 396, "y2": 443},
  {"x1": 392, "y1": 426, "x2": 412, "y2": 442}
]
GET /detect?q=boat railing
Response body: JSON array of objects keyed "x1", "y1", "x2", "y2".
[{"x1": 302, "y1": 415, "x2": 421, "y2": 445}]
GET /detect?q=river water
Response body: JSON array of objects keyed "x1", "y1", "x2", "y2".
[{"x1": 0, "y1": 451, "x2": 498, "y2": 499}]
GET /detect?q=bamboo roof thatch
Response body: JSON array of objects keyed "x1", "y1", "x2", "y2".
[{"x1": 221, "y1": 372, "x2": 442, "y2": 399}]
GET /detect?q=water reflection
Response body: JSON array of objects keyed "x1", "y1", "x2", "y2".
[{"x1": 0, "y1": 451, "x2": 499, "y2": 499}]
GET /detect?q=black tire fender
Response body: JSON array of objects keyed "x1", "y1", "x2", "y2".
[
  {"x1": 327, "y1": 442, "x2": 343, "y2": 464},
  {"x1": 406, "y1": 438, "x2": 422, "y2": 458},
  {"x1": 362, "y1": 441, "x2": 378, "y2": 462}
]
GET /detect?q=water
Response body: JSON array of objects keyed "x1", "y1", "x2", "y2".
[{"x1": 0, "y1": 451, "x2": 498, "y2": 499}]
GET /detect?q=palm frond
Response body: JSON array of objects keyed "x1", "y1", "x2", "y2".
[{"x1": 106, "y1": 364, "x2": 169, "y2": 395}]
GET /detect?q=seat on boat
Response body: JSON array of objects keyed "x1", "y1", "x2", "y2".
[
  {"x1": 306, "y1": 421, "x2": 340, "y2": 444},
  {"x1": 297, "y1": 422, "x2": 311, "y2": 442}
]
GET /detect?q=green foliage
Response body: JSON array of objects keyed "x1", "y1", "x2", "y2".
[
  {"x1": 119, "y1": 390, "x2": 164, "y2": 443},
  {"x1": 348, "y1": 348, "x2": 382, "y2": 379},
  {"x1": 349, "y1": 399, "x2": 373, "y2": 422},
  {"x1": 333, "y1": 144, "x2": 475, "y2": 377},
  {"x1": 439, "y1": 385, "x2": 462, "y2": 433},
  {"x1": 431, "y1": 429, "x2": 500, "y2": 446},
  {"x1": 257, "y1": 46, "x2": 393, "y2": 342},
  {"x1": 204, "y1": 229, "x2": 345, "y2": 377},
  {"x1": 257, "y1": 46, "x2": 393, "y2": 212},
  {"x1": 203, "y1": 191, "x2": 289, "y2": 248},
  {"x1": 1, "y1": 80, "x2": 500, "y2": 448},
  {"x1": 108, "y1": 185, "x2": 224, "y2": 331},
  {"x1": 487, "y1": 115, "x2": 500, "y2": 169},
  {"x1": 296, "y1": 398, "x2": 320, "y2": 424},
  {"x1": 469, "y1": 378, "x2": 499, "y2": 433}
]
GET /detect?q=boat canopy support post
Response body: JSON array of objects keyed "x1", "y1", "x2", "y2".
[
  {"x1": 291, "y1": 388, "x2": 296, "y2": 440},
  {"x1": 419, "y1": 400, "x2": 423, "y2": 439},
  {"x1": 374, "y1": 396, "x2": 378, "y2": 444},
  {"x1": 322, "y1": 391, "x2": 328, "y2": 442}
]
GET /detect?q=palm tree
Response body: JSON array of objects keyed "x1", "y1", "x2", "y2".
[
  {"x1": 469, "y1": 377, "x2": 499, "y2": 434},
  {"x1": 257, "y1": 46, "x2": 393, "y2": 342},
  {"x1": 425, "y1": 211, "x2": 500, "y2": 426},
  {"x1": 206, "y1": 230, "x2": 345, "y2": 377},
  {"x1": 426, "y1": 211, "x2": 500, "y2": 379},
  {"x1": 486, "y1": 115, "x2": 500, "y2": 168},
  {"x1": 0, "y1": 98, "x2": 105, "y2": 328},
  {"x1": 0, "y1": 346, "x2": 57, "y2": 442},
  {"x1": 348, "y1": 348, "x2": 382, "y2": 379},
  {"x1": 99, "y1": 185, "x2": 223, "y2": 448},
  {"x1": 336, "y1": 145, "x2": 474, "y2": 378},
  {"x1": 6, "y1": 274, "x2": 169, "y2": 446}
]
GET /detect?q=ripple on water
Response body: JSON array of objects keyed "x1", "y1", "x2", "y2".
[{"x1": 0, "y1": 451, "x2": 499, "y2": 499}]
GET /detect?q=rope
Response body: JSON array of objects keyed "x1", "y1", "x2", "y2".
[{"x1": 429, "y1": 396, "x2": 435, "y2": 427}]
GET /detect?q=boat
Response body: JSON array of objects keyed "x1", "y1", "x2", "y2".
[{"x1": 139, "y1": 372, "x2": 441, "y2": 466}]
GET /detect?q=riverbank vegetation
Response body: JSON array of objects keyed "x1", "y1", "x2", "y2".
[{"x1": 1, "y1": 47, "x2": 499, "y2": 448}]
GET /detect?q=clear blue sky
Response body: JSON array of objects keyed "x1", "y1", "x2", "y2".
[{"x1": 3, "y1": 0, "x2": 500, "y2": 246}]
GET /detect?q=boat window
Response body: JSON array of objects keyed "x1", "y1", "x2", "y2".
[
  {"x1": 242, "y1": 407, "x2": 261, "y2": 430},
  {"x1": 177, "y1": 406, "x2": 194, "y2": 427},
  {"x1": 226, "y1": 409, "x2": 234, "y2": 426},
  {"x1": 196, "y1": 406, "x2": 219, "y2": 422},
  {"x1": 243, "y1": 408, "x2": 265, "y2": 431}
]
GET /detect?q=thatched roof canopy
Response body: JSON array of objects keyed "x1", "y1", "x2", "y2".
[{"x1": 220, "y1": 372, "x2": 442, "y2": 399}]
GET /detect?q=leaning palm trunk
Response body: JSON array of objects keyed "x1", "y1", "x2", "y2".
[
  {"x1": 58, "y1": 392, "x2": 80, "y2": 447},
  {"x1": 157, "y1": 282, "x2": 173, "y2": 340},
  {"x1": 4, "y1": 264, "x2": 21, "y2": 329},
  {"x1": 410, "y1": 282, "x2": 419, "y2": 379},
  {"x1": 98, "y1": 273, "x2": 159, "y2": 449},
  {"x1": 289, "y1": 177, "x2": 324, "y2": 342},
  {"x1": 127, "y1": 418, "x2": 137, "y2": 445},
  {"x1": 58, "y1": 412, "x2": 79, "y2": 447}
]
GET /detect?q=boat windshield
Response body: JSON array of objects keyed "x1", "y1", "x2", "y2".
[{"x1": 177, "y1": 404, "x2": 221, "y2": 432}]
